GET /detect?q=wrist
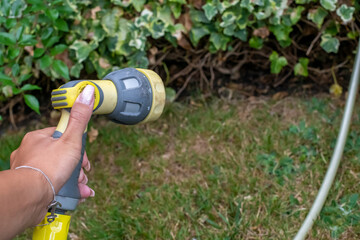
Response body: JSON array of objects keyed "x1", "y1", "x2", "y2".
[{"x1": 13, "y1": 168, "x2": 53, "y2": 208}]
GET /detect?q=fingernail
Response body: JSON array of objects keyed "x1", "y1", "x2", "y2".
[
  {"x1": 90, "y1": 188, "x2": 95, "y2": 197},
  {"x1": 76, "y1": 85, "x2": 95, "y2": 105},
  {"x1": 79, "y1": 199, "x2": 86, "y2": 203},
  {"x1": 84, "y1": 174, "x2": 88, "y2": 184},
  {"x1": 85, "y1": 162, "x2": 91, "y2": 172}
]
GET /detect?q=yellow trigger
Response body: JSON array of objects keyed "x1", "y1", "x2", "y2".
[{"x1": 51, "y1": 81, "x2": 100, "y2": 110}]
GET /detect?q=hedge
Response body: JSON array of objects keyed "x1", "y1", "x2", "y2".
[{"x1": 0, "y1": 0, "x2": 359, "y2": 118}]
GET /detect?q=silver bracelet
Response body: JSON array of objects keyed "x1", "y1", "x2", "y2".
[{"x1": 15, "y1": 166, "x2": 56, "y2": 204}]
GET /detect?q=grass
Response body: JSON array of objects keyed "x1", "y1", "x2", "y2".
[{"x1": 3, "y1": 95, "x2": 360, "y2": 239}]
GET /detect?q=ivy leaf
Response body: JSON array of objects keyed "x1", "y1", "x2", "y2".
[
  {"x1": 190, "y1": 9, "x2": 210, "y2": 23},
  {"x1": 210, "y1": 33, "x2": 230, "y2": 51},
  {"x1": 8, "y1": 47, "x2": 20, "y2": 59},
  {"x1": 202, "y1": 2, "x2": 218, "y2": 21},
  {"x1": 336, "y1": 4, "x2": 355, "y2": 24},
  {"x1": 307, "y1": 7, "x2": 328, "y2": 28},
  {"x1": 324, "y1": 21, "x2": 339, "y2": 36},
  {"x1": 5, "y1": 18, "x2": 17, "y2": 29},
  {"x1": 0, "y1": 32, "x2": 16, "y2": 46},
  {"x1": 220, "y1": 11, "x2": 236, "y2": 28},
  {"x1": 101, "y1": 9, "x2": 120, "y2": 36},
  {"x1": 44, "y1": 9, "x2": 59, "y2": 21},
  {"x1": 190, "y1": 27, "x2": 210, "y2": 46},
  {"x1": 294, "y1": 58, "x2": 309, "y2": 77},
  {"x1": 165, "y1": 87, "x2": 176, "y2": 103},
  {"x1": 70, "y1": 63, "x2": 83, "y2": 78},
  {"x1": 53, "y1": 60, "x2": 70, "y2": 80},
  {"x1": 296, "y1": 0, "x2": 311, "y2": 3},
  {"x1": 347, "y1": 31, "x2": 359, "y2": 40},
  {"x1": 40, "y1": 28, "x2": 53, "y2": 41},
  {"x1": 320, "y1": 0, "x2": 337, "y2": 11},
  {"x1": 20, "y1": 84, "x2": 41, "y2": 91},
  {"x1": 290, "y1": 6, "x2": 305, "y2": 25},
  {"x1": 0, "y1": 72, "x2": 13, "y2": 84},
  {"x1": 39, "y1": 55, "x2": 52, "y2": 70},
  {"x1": 269, "y1": 51, "x2": 288, "y2": 74},
  {"x1": 24, "y1": 94, "x2": 40, "y2": 114},
  {"x1": 132, "y1": 0, "x2": 146, "y2": 12},
  {"x1": 70, "y1": 40, "x2": 96, "y2": 63},
  {"x1": 320, "y1": 34, "x2": 339, "y2": 53},
  {"x1": 43, "y1": 35, "x2": 60, "y2": 48},
  {"x1": 170, "y1": 3, "x2": 182, "y2": 19},
  {"x1": 50, "y1": 44, "x2": 67, "y2": 56},
  {"x1": 249, "y1": 36, "x2": 263, "y2": 49},
  {"x1": 269, "y1": 25, "x2": 292, "y2": 47},
  {"x1": 240, "y1": 0, "x2": 254, "y2": 12},
  {"x1": 19, "y1": 74, "x2": 32, "y2": 84},
  {"x1": 149, "y1": 20, "x2": 166, "y2": 39},
  {"x1": 12, "y1": 63, "x2": 20, "y2": 77},
  {"x1": 34, "y1": 48, "x2": 45, "y2": 58},
  {"x1": 128, "y1": 51, "x2": 149, "y2": 68},
  {"x1": 234, "y1": 29, "x2": 247, "y2": 42},
  {"x1": 19, "y1": 34, "x2": 37, "y2": 46},
  {"x1": 9, "y1": 0, "x2": 26, "y2": 18},
  {"x1": 54, "y1": 19, "x2": 69, "y2": 32}
]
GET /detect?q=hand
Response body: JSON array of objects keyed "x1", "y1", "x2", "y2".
[{"x1": 10, "y1": 85, "x2": 95, "y2": 199}]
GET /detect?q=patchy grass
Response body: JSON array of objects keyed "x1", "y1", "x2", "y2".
[{"x1": 5, "y1": 96, "x2": 360, "y2": 239}]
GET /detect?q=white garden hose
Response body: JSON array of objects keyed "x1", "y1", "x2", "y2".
[{"x1": 294, "y1": 40, "x2": 360, "y2": 240}]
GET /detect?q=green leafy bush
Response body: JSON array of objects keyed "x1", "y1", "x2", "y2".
[{"x1": 0, "y1": 0, "x2": 358, "y2": 116}]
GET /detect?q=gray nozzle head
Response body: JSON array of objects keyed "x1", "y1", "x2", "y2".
[{"x1": 103, "y1": 68, "x2": 153, "y2": 125}]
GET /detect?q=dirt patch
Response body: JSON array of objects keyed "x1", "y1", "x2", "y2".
[{"x1": 190, "y1": 135, "x2": 212, "y2": 155}]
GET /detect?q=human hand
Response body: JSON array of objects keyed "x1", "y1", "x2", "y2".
[{"x1": 10, "y1": 85, "x2": 95, "y2": 200}]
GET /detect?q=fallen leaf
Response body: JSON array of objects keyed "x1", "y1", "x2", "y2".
[
  {"x1": 190, "y1": 0, "x2": 204, "y2": 9},
  {"x1": 179, "y1": 12, "x2": 192, "y2": 32},
  {"x1": 91, "y1": 6, "x2": 101, "y2": 20},
  {"x1": 148, "y1": 47, "x2": 158, "y2": 65},
  {"x1": 68, "y1": 233, "x2": 80, "y2": 240},
  {"x1": 88, "y1": 126, "x2": 99, "y2": 143},
  {"x1": 4, "y1": 67, "x2": 11, "y2": 75},
  {"x1": 24, "y1": 46, "x2": 34, "y2": 56},
  {"x1": 36, "y1": 40, "x2": 44, "y2": 49},
  {"x1": 272, "y1": 91, "x2": 288, "y2": 100},
  {"x1": 149, "y1": 46, "x2": 158, "y2": 56},
  {"x1": 54, "y1": 50, "x2": 74, "y2": 70},
  {"x1": 176, "y1": 32, "x2": 192, "y2": 50},
  {"x1": 99, "y1": 57, "x2": 111, "y2": 69},
  {"x1": 253, "y1": 27, "x2": 270, "y2": 39}
]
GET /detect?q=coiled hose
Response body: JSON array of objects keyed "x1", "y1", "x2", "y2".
[{"x1": 294, "y1": 40, "x2": 360, "y2": 239}]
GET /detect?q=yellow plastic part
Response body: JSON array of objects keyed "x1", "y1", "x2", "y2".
[
  {"x1": 51, "y1": 81, "x2": 101, "y2": 110},
  {"x1": 32, "y1": 213, "x2": 71, "y2": 240},
  {"x1": 136, "y1": 68, "x2": 165, "y2": 123},
  {"x1": 55, "y1": 109, "x2": 88, "y2": 135},
  {"x1": 91, "y1": 80, "x2": 117, "y2": 115},
  {"x1": 55, "y1": 109, "x2": 70, "y2": 134}
]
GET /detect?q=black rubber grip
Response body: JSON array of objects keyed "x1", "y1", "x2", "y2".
[{"x1": 52, "y1": 130, "x2": 87, "y2": 211}]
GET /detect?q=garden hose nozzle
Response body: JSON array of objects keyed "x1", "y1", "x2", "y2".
[{"x1": 33, "y1": 68, "x2": 165, "y2": 240}]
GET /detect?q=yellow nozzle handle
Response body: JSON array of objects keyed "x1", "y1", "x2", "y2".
[
  {"x1": 32, "y1": 213, "x2": 71, "y2": 240},
  {"x1": 51, "y1": 81, "x2": 101, "y2": 110}
]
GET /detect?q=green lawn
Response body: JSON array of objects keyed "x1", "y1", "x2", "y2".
[{"x1": 4, "y1": 96, "x2": 360, "y2": 239}]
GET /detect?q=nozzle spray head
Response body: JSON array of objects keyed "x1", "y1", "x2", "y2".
[{"x1": 51, "y1": 68, "x2": 165, "y2": 125}]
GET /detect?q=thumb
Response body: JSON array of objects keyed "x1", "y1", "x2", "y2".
[{"x1": 62, "y1": 85, "x2": 95, "y2": 144}]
